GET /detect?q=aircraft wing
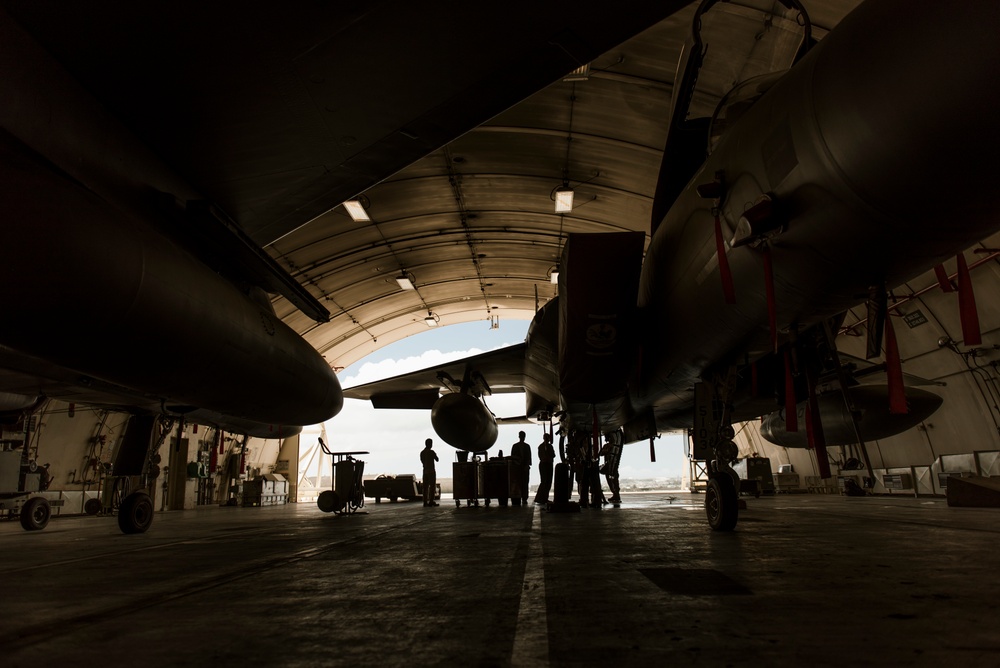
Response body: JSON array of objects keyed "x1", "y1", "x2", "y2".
[
  {"x1": 2, "y1": 1, "x2": 682, "y2": 246},
  {"x1": 342, "y1": 344, "x2": 527, "y2": 406}
]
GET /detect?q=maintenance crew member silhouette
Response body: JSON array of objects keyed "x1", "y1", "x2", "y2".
[
  {"x1": 534, "y1": 433, "x2": 556, "y2": 504},
  {"x1": 420, "y1": 438, "x2": 439, "y2": 507},
  {"x1": 600, "y1": 431, "x2": 623, "y2": 504},
  {"x1": 511, "y1": 431, "x2": 532, "y2": 506}
]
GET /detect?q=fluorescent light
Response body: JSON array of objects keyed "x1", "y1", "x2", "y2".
[
  {"x1": 343, "y1": 200, "x2": 370, "y2": 222},
  {"x1": 563, "y1": 64, "x2": 591, "y2": 82},
  {"x1": 396, "y1": 273, "x2": 415, "y2": 290},
  {"x1": 424, "y1": 312, "x2": 438, "y2": 327},
  {"x1": 554, "y1": 186, "x2": 574, "y2": 212}
]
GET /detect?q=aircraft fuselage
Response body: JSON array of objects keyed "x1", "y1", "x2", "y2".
[
  {"x1": 0, "y1": 10, "x2": 343, "y2": 435},
  {"x1": 635, "y1": 0, "x2": 1000, "y2": 431}
]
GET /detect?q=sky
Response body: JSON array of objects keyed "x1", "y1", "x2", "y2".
[{"x1": 320, "y1": 319, "x2": 687, "y2": 486}]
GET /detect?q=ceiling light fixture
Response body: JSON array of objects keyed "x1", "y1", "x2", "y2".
[
  {"x1": 424, "y1": 311, "x2": 440, "y2": 327},
  {"x1": 343, "y1": 199, "x2": 370, "y2": 222},
  {"x1": 396, "y1": 271, "x2": 415, "y2": 290},
  {"x1": 554, "y1": 185, "x2": 574, "y2": 213},
  {"x1": 563, "y1": 63, "x2": 591, "y2": 82},
  {"x1": 549, "y1": 265, "x2": 560, "y2": 284}
]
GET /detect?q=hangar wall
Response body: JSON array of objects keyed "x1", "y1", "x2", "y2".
[
  {"x1": 735, "y1": 240, "x2": 1000, "y2": 494},
  {"x1": 12, "y1": 400, "x2": 291, "y2": 514}
]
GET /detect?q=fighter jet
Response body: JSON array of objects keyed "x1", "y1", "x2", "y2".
[
  {"x1": 0, "y1": 2, "x2": 681, "y2": 531},
  {"x1": 343, "y1": 0, "x2": 1000, "y2": 530}
]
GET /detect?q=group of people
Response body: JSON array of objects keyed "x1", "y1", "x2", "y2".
[
  {"x1": 419, "y1": 428, "x2": 622, "y2": 508},
  {"x1": 549, "y1": 430, "x2": 622, "y2": 507}
]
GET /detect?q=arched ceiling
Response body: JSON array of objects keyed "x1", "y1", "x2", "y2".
[
  {"x1": 267, "y1": 0, "x2": 863, "y2": 371},
  {"x1": 3, "y1": 0, "x2": 865, "y2": 374}
]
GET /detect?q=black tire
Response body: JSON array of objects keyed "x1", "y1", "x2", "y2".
[
  {"x1": 84, "y1": 498, "x2": 102, "y2": 515},
  {"x1": 20, "y1": 497, "x2": 50, "y2": 531},
  {"x1": 117, "y1": 491, "x2": 154, "y2": 534},
  {"x1": 317, "y1": 490, "x2": 341, "y2": 513},
  {"x1": 705, "y1": 478, "x2": 738, "y2": 531}
]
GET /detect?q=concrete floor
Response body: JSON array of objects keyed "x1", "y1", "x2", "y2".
[{"x1": 2, "y1": 492, "x2": 1000, "y2": 667}]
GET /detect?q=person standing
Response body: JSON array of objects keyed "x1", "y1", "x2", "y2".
[
  {"x1": 510, "y1": 431, "x2": 532, "y2": 506},
  {"x1": 587, "y1": 440, "x2": 605, "y2": 507},
  {"x1": 600, "y1": 431, "x2": 623, "y2": 504},
  {"x1": 534, "y1": 433, "x2": 556, "y2": 504},
  {"x1": 420, "y1": 438, "x2": 439, "y2": 507}
]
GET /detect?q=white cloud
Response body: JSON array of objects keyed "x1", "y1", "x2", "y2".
[{"x1": 343, "y1": 348, "x2": 488, "y2": 387}]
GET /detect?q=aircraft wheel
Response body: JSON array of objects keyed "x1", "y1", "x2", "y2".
[
  {"x1": 705, "y1": 478, "x2": 738, "y2": 531},
  {"x1": 118, "y1": 491, "x2": 154, "y2": 534},
  {"x1": 317, "y1": 490, "x2": 340, "y2": 513},
  {"x1": 84, "y1": 498, "x2": 102, "y2": 515},
  {"x1": 20, "y1": 497, "x2": 50, "y2": 531}
]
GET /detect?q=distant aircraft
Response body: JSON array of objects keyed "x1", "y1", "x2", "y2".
[{"x1": 343, "y1": 0, "x2": 1000, "y2": 530}]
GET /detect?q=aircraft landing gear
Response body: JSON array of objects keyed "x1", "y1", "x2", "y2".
[
  {"x1": 19, "y1": 496, "x2": 51, "y2": 531},
  {"x1": 118, "y1": 491, "x2": 154, "y2": 534},
  {"x1": 695, "y1": 375, "x2": 742, "y2": 531},
  {"x1": 705, "y1": 476, "x2": 738, "y2": 531},
  {"x1": 705, "y1": 427, "x2": 741, "y2": 531}
]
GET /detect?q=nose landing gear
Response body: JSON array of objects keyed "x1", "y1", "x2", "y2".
[{"x1": 695, "y1": 377, "x2": 742, "y2": 531}]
